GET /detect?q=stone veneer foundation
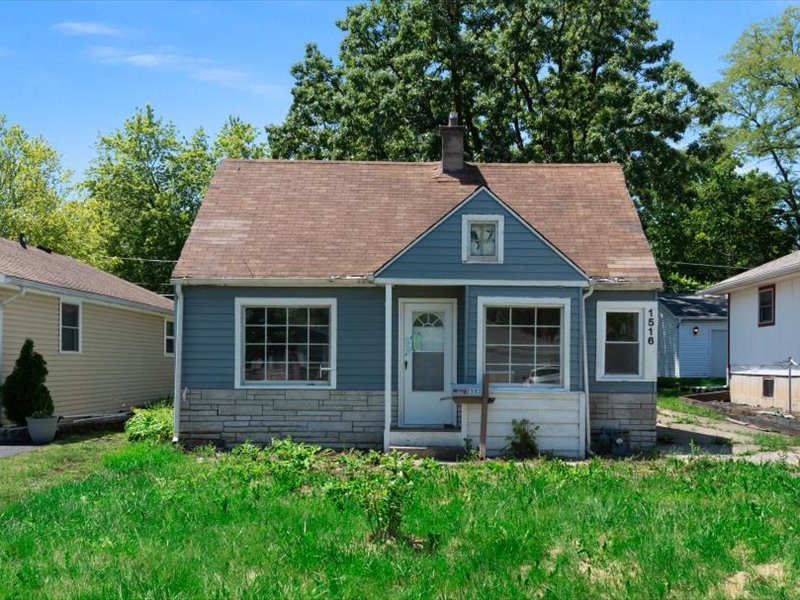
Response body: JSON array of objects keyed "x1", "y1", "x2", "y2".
[
  {"x1": 589, "y1": 392, "x2": 657, "y2": 450},
  {"x1": 179, "y1": 389, "x2": 393, "y2": 448}
]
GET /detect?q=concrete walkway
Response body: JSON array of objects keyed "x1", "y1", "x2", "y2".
[{"x1": 0, "y1": 445, "x2": 40, "y2": 459}]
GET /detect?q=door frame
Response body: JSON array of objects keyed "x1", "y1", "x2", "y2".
[{"x1": 397, "y1": 298, "x2": 458, "y2": 428}]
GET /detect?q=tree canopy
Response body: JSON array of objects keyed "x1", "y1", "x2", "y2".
[
  {"x1": 717, "y1": 6, "x2": 800, "y2": 245},
  {"x1": 0, "y1": 116, "x2": 107, "y2": 266}
]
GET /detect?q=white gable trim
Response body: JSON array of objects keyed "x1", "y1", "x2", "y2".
[{"x1": 373, "y1": 186, "x2": 590, "y2": 280}]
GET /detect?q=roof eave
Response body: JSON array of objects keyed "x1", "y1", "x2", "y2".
[
  {"x1": 0, "y1": 276, "x2": 173, "y2": 315},
  {"x1": 704, "y1": 262, "x2": 800, "y2": 295},
  {"x1": 170, "y1": 275, "x2": 376, "y2": 287},
  {"x1": 590, "y1": 279, "x2": 662, "y2": 291}
]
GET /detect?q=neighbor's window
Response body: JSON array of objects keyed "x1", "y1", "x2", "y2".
[
  {"x1": 165, "y1": 319, "x2": 175, "y2": 356},
  {"x1": 240, "y1": 301, "x2": 335, "y2": 386},
  {"x1": 758, "y1": 285, "x2": 775, "y2": 327},
  {"x1": 462, "y1": 215, "x2": 504, "y2": 263},
  {"x1": 60, "y1": 300, "x2": 81, "y2": 353},
  {"x1": 483, "y1": 305, "x2": 562, "y2": 386},
  {"x1": 763, "y1": 378, "x2": 775, "y2": 398},
  {"x1": 604, "y1": 312, "x2": 641, "y2": 376}
]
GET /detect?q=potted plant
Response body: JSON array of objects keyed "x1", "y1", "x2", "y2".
[
  {"x1": 1, "y1": 339, "x2": 58, "y2": 444},
  {"x1": 26, "y1": 408, "x2": 58, "y2": 444}
]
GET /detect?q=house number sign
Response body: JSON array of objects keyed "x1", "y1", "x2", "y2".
[{"x1": 647, "y1": 308, "x2": 656, "y2": 345}]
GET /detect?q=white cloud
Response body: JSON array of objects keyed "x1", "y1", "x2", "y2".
[
  {"x1": 87, "y1": 46, "x2": 284, "y2": 99},
  {"x1": 55, "y1": 21, "x2": 126, "y2": 37}
]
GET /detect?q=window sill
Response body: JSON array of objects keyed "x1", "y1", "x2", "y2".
[
  {"x1": 463, "y1": 258, "x2": 503, "y2": 264},
  {"x1": 236, "y1": 382, "x2": 336, "y2": 391},
  {"x1": 597, "y1": 375, "x2": 652, "y2": 383},
  {"x1": 489, "y1": 385, "x2": 571, "y2": 394}
]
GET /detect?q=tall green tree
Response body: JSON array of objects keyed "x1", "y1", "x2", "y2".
[
  {"x1": 717, "y1": 6, "x2": 800, "y2": 245},
  {"x1": 214, "y1": 116, "x2": 268, "y2": 160},
  {"x1": 85, "y1": 105, "x2": 216, "y2": 291},
  {"x1": 266, "y1": 0, "x2": 716, "y2": 285},
  {"x1": 654, "y1": 131, "x2": 794, "y2": 291},
  {"x1": 0, "y1": 115, "x2": 107, "y2": 266}
]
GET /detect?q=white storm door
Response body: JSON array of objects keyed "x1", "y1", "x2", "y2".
[{"x1": 400, "y1": 301, "x2": 456, "y2": 426}]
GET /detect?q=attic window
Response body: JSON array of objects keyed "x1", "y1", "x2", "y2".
[{"x1": 462, "y1": 215, "x2": 504, "y2": 263}]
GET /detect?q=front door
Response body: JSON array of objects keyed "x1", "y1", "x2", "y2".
[{"x1": 400, "y1": 300, "x2": 456, "y2": 426}]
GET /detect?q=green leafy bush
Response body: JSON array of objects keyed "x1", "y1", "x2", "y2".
[
  {"x1": 326, "y1": 451, "x2": 417, "y2": 541},
  {"x1": 504, "y1": 418, "x2": 539, "y2": 459},
  {"x1": 1, "y1": 339, "x2": 53, "y2": 425},
  {"x1": 125, "y1": 401, "x2": 173, "y2": 442}
]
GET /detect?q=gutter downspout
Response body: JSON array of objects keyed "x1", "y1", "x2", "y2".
[
  {"x1": 581, "y1": 283, "x2": 595, "y2": 458},
  {"x1": 172, "y1": 283, "x2": 184, "y2": 444},
  {"x1": 383, "y1": 284, "x2": 393, "y2": 452},
  {"x1": 0, "y1": 285, "x2": 27, "y2": 393}
]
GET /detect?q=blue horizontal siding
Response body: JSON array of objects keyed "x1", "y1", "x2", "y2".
[
  {"x1": 586, "y1": 290, "x2": 657, "y2": 394},
  {"x1": 465, "y1": 286, "x2": 583, "y2": 390},
  {"x1": 182, "y1": 285, "x2": 653, "y2": 396},
  {"x1": 182, "y1": 286, "x2": 385, "y2": 390},
  {"x1": 379, "y1": 189, "x2": 586, "y2": 281}
]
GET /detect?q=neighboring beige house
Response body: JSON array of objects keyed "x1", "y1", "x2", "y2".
[
  {"x1": 705, "y1": 251, "x2": 800, "y2": 414},
  {"x1": 0, "y1": 236, "x2": 174, "y2": 422}
]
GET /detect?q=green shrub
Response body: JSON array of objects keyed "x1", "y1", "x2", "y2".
[
  {"x1": 504, "y1": 418, "x2": 539, "y2": 458},
  {"x1": 266, "y1": 437, "x2": 324, "y2": 491},
  {"x1": 125, "y1": 401, "x2": 173, "y2": 442},
  {"x1": 326, "y1": 451, "x2": 417, "y2": 541},
  {"x1": 1, "y1": 339, "x2": 53, "y2": 425}
]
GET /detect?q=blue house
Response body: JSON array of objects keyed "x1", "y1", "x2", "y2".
[
  {"x1": 171, "y1": 115, "x2": 662, "y2": 458},
  {"x1": 657, "y1": 294, "x2": 728, "y2": 379}
]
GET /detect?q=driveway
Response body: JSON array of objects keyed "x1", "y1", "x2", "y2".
[{"x1": 0, "y1": 445, "x2": 40, "y2": 459}]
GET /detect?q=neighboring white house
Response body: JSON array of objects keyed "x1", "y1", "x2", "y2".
[
  {"x1": 705, "y1": 251, "x2": 800, "y2": 413},
  {"x1": 657, "y1": 294, "x2": 728, "y2": 379}
]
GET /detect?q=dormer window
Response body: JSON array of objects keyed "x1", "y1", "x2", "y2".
[{"x1": 462, "y1": 214, "x2": 504, "y2": 263}]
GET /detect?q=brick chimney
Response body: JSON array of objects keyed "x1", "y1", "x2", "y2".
[{"x1": 440, "y1": 112, "x2": 466, "y2": 173}]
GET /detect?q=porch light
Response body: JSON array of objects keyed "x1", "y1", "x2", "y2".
[{"x1": 692, "y1": 326, "x2": 700, "y2": 336}]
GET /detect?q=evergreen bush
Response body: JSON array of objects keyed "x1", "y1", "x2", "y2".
[{"x1": 0, "y1": 339, "x2": 54, "y2": 425}]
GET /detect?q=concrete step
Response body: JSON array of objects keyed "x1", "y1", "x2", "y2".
[{"x1": 389, "y1": 445, "x2": 464, "y2": 460}]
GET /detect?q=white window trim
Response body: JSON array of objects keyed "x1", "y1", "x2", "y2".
[
  {"x1": 164, "y1": 318, "x2": 175, "y2": 357},
  {"x1": 59, "y1": 298, "x2": 82, "y2": 354},
  {"x1": 596, "y1": 301, "x2": 657, "y2": 382},
  {"x1": 462, "y1": 214, "x2": 505, "y2": 264},
  {"x1": 234, "y1": 297, "x2": 337, "y2": 390},
  {"x1": 476, "y1": 296, "x2": 571, "y2": 392}
]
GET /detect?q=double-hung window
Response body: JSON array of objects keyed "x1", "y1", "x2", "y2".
[
  {"x1": 165, "y1": 319, "x2": 175, "y2": 356},
  {"x1": 236, "y1": 298, "x2": 336, "y2": 388},
  {"x1": 758, "y1": 285, "x2": 775, "y2": 327},
  {"x1": 60, "y1": 300, "x2": 81, "y2": 353},
  {"x1": 479, "y1": 298, "x2": 569, "y2": 388},
  {"x1": 596, "y1": 301, "x2": 657, "y2": 381}
]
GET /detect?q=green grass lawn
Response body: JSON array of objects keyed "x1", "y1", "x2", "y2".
[
  {"x1": 658, "y1": 377, "x2": 727, "y2": 421},
  {"x1": 1, "y1": 437, "x2": 800, "y2": 598}
]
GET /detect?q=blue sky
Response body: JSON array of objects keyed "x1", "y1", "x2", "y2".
[{"x1": 0, "y1": 0, "x2": 796, "y2": 179}]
